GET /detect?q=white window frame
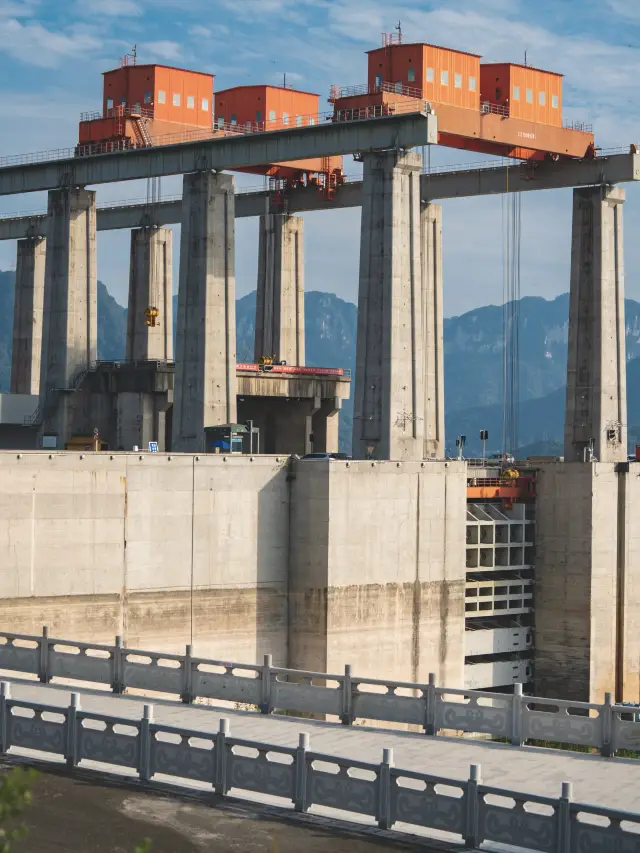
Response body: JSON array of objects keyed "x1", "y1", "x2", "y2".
[
  {"x1": 426, "y1": 67, "x2": 434, "y2": 82},
  {"x1": 268, "y1": 109, "x2": 276, "y2": 122},
  {"x1": 441, "y1": 70, "x2": 449, "y2": 86},
  {"x1": 408, "y1": 67, "x2": 415, "y2": 83},
  {"x1": 157, "y1": 90, "x2": 166, "y2": 104},
  {"x1": 201, "y1": 98, "x2": 209, "y2": 112},
  {"x1": 513, "y1": 86, "x2": 520, "y2": 101},
  {"x1": 282, "y1": 112, "x2": 289, "y2": 125},
  {"x1": 469, "y1": 76, "x2": 476, "y2": 92},
  {"x1": 173, "y1": 92, "x2": 181, "y2": 107},
  {"x1": 552, "y1": 94, "x2": 559, "y2": 109},
  {"x1": 539, "y1": 91, "x2": 546, "y2": 106},
  {"x1": 454, "y1": 73, "x2": 462, "y2": 89},
  {"x1": 526, "y1": 88, "x2": 533, "y2": 103},
  {"x1": 106, "y1": 97, "x2": 114, "y2": 110},
  {"x1": 375, "y1": 73, "x2": 382, "y2": 87},
  {"x1": 296, "y1": 114, "x2": 302, "y2": 127},
  {"x1": 187, "y1": 95, "x2": 195, "y2": 109}
]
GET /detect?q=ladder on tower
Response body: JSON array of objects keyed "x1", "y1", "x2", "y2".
[
  {"x1": 131, "y1": 116, "x2": 153, "y2": 148},
  {"x1": 319, "y1": 157, "x2": 338, "y2": 201}
]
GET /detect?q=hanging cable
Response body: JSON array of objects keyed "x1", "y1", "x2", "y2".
[{"x1": 501, "y1": 172, "x2": 522, "y2": 458}]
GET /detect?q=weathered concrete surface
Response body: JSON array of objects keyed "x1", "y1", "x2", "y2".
[
  {"x1": 11, "y1": 237, "x2": 45, "y2": 396},
  {"x1": 174, "y1": 171, "x2": 237, "y2": 452},
  {"x1": 534, "y1": 462, "x2": 640, "y2": 704},
  {"x1": 420, "y1": 204, "x2": 444, "y2": 459},
  {"x1": 127, "y1": 226, "x2": 173, "y2": 362},
  {"x1": 353, "y1": 150, "x2": 425, "y2": 461},
  {"x1": 40, "y1": 188, "x2": 97, "y2": 443},
  {"x1": 564, "y1": 186, "x2": 627, "y2": 463},
  {"x1": 255, "y1": 214, "x2": 305, "y2": 366},
  {"x1": 289, "y1": 460, "x2": 466, "y2": 688},
  {"x1": 0, "y1": 452, "x2": 289, "y2": 665}
]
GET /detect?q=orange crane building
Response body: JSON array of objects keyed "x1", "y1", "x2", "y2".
[
  {"x1": 78, "y1": 58, "x2": 343, "y2": 192},
  {"x1": 330, "y1": 36, "x2": 595, "y2": 161}
]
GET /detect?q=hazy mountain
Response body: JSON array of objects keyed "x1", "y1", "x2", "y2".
[{"x1": 2, "y1": 267, "x2": 639, "y2": 455}]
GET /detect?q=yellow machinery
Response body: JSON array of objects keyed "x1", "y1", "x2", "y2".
[{"x1": 145, "y1": 306, "x2": 160, "y2": 327}]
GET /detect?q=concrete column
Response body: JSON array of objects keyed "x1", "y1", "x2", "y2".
[
  {"x1": 11, "y1": 236, "x2": 46, "y2": 395},
  {"x1": 254, "y1": 214, "x2": 305, "y2": 366},
  {"x1": 564, "y1": 186, "x2": 626, "y2": 463},
  {"x1": 421, "y1": 204, "x2": 445, "y2": 459},
  {"x1": 173, "y1": 171, "x2": 236, "y2": 452},
  {"x1": 126, "y1": 227, "x2": 173, "y2": 362},
  {"x1": 352, "y1": 150, "x2": 424, "y2": 461},
  {"x1": 311, "y1": 399, "x2": 340, "y2": 453}
]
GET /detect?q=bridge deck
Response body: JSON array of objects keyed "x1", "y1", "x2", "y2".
[{"x1": 5, "y1": 678, "x2": 638, "y2": 821}]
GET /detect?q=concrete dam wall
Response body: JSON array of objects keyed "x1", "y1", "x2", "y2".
[{"x1": 0, "y1": 453, "x2": 467, "y2": 687}]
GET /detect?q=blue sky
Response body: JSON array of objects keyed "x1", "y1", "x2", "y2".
[{"x1": 0, "y1": 0, "x2": 639, "y2": 315}]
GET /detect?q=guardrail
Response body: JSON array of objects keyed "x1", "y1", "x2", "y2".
[
  {"x1": 0, "y1": 684, "x2": 637, "y2": 851},
  {"x1": 1, "y1": 629, "x2": 638, "y2": 759}
]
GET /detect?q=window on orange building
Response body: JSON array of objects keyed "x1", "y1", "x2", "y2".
[
  {"x1": 268, "y1": 109, "x2": 276, "y2": 122},
  {"x1": 173, "y1": 93, "x2": 181, "y2": 107},
  {"x1": 144, "y1": 91, "x2": 152, "y2": 104},
  {"x1": 408, "y1": 67, "x2": 415, "y2": 82},
  {"x1": 187, "y1": 95, "x2": 195, "y2": 109},
  {"x1": 426, "y1": 67, "x2": 434, "y2": 82},
  {"x1": 283, "y1": 112, "x2": 289, "y2": 125},
  {"x1": 513, "y1": 86, "x2": 520, "y2": 100},
  {"x1": 526, "y1": 88, "x2": 533, "y2": 103},
  {"x1": 309, "y1": 115, "x2": 316, "y2": 125},
  {"x1": 106, "y1": 98, "x2": 114, "y2": 110},
  {"x1": 441, "y1": 70, "x2": 448, "y2": 85},
  {"x1": 539, "y1": 91, "x2": 546, "y2": 106},
  {"x1": 296, "y1": 115, "x2": 303, "y2": 126},
  {"x1": 202, "y1": 98, "x2": 209, "y2": 111},
  {"x1": 552, "y1": 94, "x2": 559, "y2": 109},
  {"x1": 158, "y1": 90, "x2": 166, "y2": 104},
  {"x1": 455, "y1": 73, "x2": 462, "y2": 89},
  {"x1": 469, "y1": 76, "x2": 476, "y2": 92}
]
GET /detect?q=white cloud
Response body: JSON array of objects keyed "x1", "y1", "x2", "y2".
[
  {"x1": 188, "y1": 23, "x2": 229, "y2": 38},
  {"x1": 0, "y1": 0, "x2": 37, "y2": 17},
  {"x1": 606, "y1": 0, "x2": 640, "y2": 20},
  {"x1": 140, "y1": 40, "x2": 182, "y2": 61},
  {"x1": 75, "y1": 0, "x2": 142, "y2": 15},
  {"x1": 0, "y1": 17, "x2": 102, "y2": 67}
]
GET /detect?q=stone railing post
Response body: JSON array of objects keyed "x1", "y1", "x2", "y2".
[
  {"x1": 215, "y1": 717, "x2": 229, "y2": 795},
  {"x1": 340, "y1": 664, "x2": 353, "y2": 725},
  {"x1": 111, "y1": 635, "x2": 124, "y2": 694},
  {"x1": 464, "y1": 764, "x2": 481, "y2": 848},
  {"x1": 0, "y1": 682, "x2": 10, "y2": 753},
  {"x1": 377, "y1": 747, "x2": 394, "y2": 829},
  {"x1": 260, "y1": 654, "x2": 273, "y2": 714},
  {"x1": 556, "y1": 781, "x2": 572, "y2": 852},
  {"x1": 601, "y1": 692, "x2": 613, "y2": 757},
  {"x1": 181, "y1": 645, "x2": 194, "y2": 705},
  {"x1": 66, "y1": 693, "x2": 80, "y2": 767},
  {"x1": 139, "y1": 704, "x2": 153, "y2": 782},
  {"x1": 511, "y1": 683, "x2": 523, "y2": 746},
  {"x1": 294, "y1": 732, "x2": 309, "y2": 812},
  {"x1": 425, "y1": 672, "x2": 437, "y2": 735},
  {"x1": 39, "y1": 625, "x2": 50, "y2": 684}
]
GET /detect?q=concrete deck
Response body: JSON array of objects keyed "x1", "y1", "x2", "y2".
[{"x1": 4, "y1": 679, "x2": 639, "y2": 822}]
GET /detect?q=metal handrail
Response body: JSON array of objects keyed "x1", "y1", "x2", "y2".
[
  {"x1": 329, "y1": 81, "x2": 423, "y2": 100},
  {"x1": 563, "y1": 118, "x2": 593, "y2": 132},
  {"x1": 480, "y1": 100, "x2": 510, "y2": 117}
]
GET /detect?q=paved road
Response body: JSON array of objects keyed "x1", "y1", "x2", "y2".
[{"x1": 2, "y1": 678, "x2": 639, "y2": 851}]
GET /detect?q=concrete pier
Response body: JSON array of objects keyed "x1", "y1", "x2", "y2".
[
  {"x1": 39, "y1": 188, "x2": 97, "y2": 442},
  {"x1": 421, "y1": 203, "x2": 445, "y2": 459},
  {"x1": 173, "y1": 171, "x2": 236, "y2": 452},
  {"x1": 11, "y1": 236, "x2": 46, "y2": 395},
  {"x1": 564, "y1": 186, "x2": 627, "y2": 463},
  {"x1": 254, "y1": 214, "x2": 305, "y2": 366},
  {"x1": 353, "y1": 150, "x2": 424, "y2": 461},
  {"x1": 126, "y1": 227, "x2": 173, "y2": 362}
]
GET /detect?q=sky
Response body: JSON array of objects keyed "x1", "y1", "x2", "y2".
[{"x1": 0, "y1": 0, "x2": 639, "y2": 316}]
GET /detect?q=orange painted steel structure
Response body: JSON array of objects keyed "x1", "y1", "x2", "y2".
[
  {"x1": 78, "y1": 62, "x2": 344, "y2": 192},
  {"x1": 466, "y1": 476, "x2": 535, "y2": 503},
  {"x1": 330, "y1": 40, "x2": 594, "y2": 161}
]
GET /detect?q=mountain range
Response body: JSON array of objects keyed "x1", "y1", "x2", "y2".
[{"x1": 1, "y1": 268, "x2": 639, "y2": 455}]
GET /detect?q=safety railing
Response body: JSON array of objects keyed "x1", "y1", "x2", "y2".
[
  {"x1": 1, "y1": 628, "x2": 638, "y2": 759},
  {"x1": 563, "y1": 119, "x2": 593, "y2": 133},
  {"x1": 80, "y1": 106, "x2": 155, "y2": 123},
  {"x1": 329, "y1": 81, "x2": 424, "y2": 101},
  {"x1": 1, "y1": 683, "x2": 636, "y2": 850},
  {"x1": 0, "y1": 101, "x2": 431, "y2": 169},
  {"x1": 480, "y1": 101, "x2": 510, "y2": 117}
]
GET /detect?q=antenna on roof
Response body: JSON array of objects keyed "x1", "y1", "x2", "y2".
[
  {"x1": 396, "y1": 20, "x2": 403, "y2": 42},
  {"x1": 132, "y1": 44, "x2": 137, "y2": 65},
  {"x1": 524, "y1": 49, "x2": 527, "y2": 67}
]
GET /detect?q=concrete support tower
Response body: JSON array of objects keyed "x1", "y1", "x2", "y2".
[
  {"x1": 40, "y1": 188, "x2": 97, "y2": 442},
  {"x1": 127, "y1": 226, "x2": 173, "y2": 362},
  {"x1": 11, "y1": 236, "x2": 46, "y2": 395},
  {"x1": 173, "y1": 171, "x2": 237, "y2": 452},
  {"x1": 353, "y1": 149, "x2": 424, "y2": 461},
  {"x1": 254, "y1": 213, "x2": 305, "y2": 366},
  {"x1": 421, "y1": 203, "x2": 445, "y2": 459},
  {"x1": 564, "y1": 186, "x2": 627, "y2": 463}
]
